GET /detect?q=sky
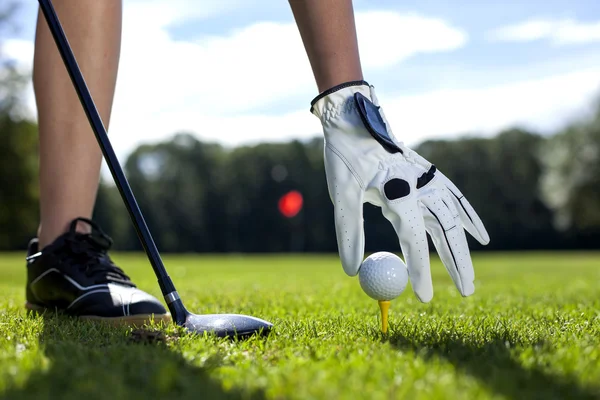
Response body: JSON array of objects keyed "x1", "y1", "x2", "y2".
[{"x1": 3, "y1": 0, "x2": 600, "y2": 163}]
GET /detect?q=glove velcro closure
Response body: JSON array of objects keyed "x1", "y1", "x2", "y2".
[{"x1": 354, "y1": 92, "x2": 403, "y2": 155}]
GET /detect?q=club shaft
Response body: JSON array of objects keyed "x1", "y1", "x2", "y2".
[{"x1": 37, "y1": 0, "x2": 177, "y2": 296}]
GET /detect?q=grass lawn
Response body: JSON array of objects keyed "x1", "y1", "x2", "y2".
[{"x1": 0, "y1": 251, "x2": 599, "y2": 400}]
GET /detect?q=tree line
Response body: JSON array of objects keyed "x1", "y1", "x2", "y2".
[
  {"x1": 4, "y1": 102, "x2": 600, "y2": 253},
  {"x1": 87, "y1": 116, "x2": 599, "y2": 253}
]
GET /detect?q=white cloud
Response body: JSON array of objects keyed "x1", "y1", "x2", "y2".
[
  {"x1": 1, "y1": 39, "x2": 36, "y2": 119},
  {"x1": 105, "y1": 7, "x2": 469, "y2": 157},
  {"x1": 2, "y1": 39, "x2": 34, "y2": 65},
  {"x1": 356, "y1": 12, "x2": 467, "y2": 68},
  {"x1": 125, "y1": 0, "x2": 245, "y2": 27},
  {"x1": 110, "y1": 7, "x2": 467, "y2": 116},
  {"x1": 381, "y1": 67, "x2": 600, "y2": 145},
  {"x1": 488, "y1": 18, "x2": 600, "y2": 45},
  {"x1": 104, "y1": 66, "x2": 600, "y2": 164},
  {"x1": 2, "y1": 4, "x2": 468, "y2": 158}
]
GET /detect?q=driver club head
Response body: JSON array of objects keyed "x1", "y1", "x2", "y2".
[
  {"x1": 166, "y1": 295, "x2": 273, "y2": 339},
  {"x1": 182, "y1": 312, "x2": 273, "y2": 338}
]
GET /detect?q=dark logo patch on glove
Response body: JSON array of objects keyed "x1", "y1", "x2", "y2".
[
  {"x1": 354, "y1": 92, "x2": 403, "y2": 155},
  {"x1": 416, "y1": 165, "x2": 437, "y2": 189},
  {"x1": 384, "y1": 178, "x2": 411, "y2": 200}
]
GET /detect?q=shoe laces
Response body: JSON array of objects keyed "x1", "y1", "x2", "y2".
[{"x1": 56, "y1": 218, "x2": 135, "y2": 287}]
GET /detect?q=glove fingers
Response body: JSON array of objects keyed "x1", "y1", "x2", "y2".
[
  {"x1": 421, "y1": 194, "x2": 475, "y2": 297},
  {"x1": 381, "y1": 201, "x2": 433, "y2": 303},
  {"x1": 441, "y1": 175, "x2": 490, "y2": 245},
  {"x1": 324, "y1": 145, "x2": 366, "y2": 276}
]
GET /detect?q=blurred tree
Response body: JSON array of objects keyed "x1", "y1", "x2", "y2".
[
  {"x1": 540, "y1": 98, "x2": 600, "y2": 248},
  {"x1": 0, "y1": 115, "x2": 39, "y2": 250},
  {"x1": 94, "y1": 122, "x2": 599, "y2": 253},
  {"x1": 123, "y1": 133, "x2": 228, "y2": 252},
  {"x1": 224, "y1": 138, "x2": 334, "y2": 253},
  {"x1": 0, "y1": 2, "x2": 40, "y2": 250},
  {"x1": 108, "y1": 134, "x2": 337, "y2": 253},
  {"x1": 92, "y1": 178, "x2": 133, "y2": 248},
  {"x1": 87, "y1": 98, "x2": 600, "y2": 253},
  {"x1": 489, "y1": 128, "x2": 559, "y2": 249}
]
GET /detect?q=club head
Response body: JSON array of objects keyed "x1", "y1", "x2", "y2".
[{"x1": 182, "y1": 312, "x2": 273, "y2": 339}]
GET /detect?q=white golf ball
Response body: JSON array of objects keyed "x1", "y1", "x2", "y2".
[{"x1": 358, "y1": 252, "x2": 409, "y2": 301}]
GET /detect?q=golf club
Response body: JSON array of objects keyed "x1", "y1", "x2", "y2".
[{"x1": 37, "y1": 0, "x2": 273, "y2": 338}]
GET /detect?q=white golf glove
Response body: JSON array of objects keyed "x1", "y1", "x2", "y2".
[{"x1": 311, "y1": 81, "x2": 490, "y2": 302}]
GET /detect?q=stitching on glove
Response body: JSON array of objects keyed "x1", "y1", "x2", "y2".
[
  {"x1": 440, "y1": 198, "x2": 459, "y2": 219},
  {"x1": 425, "y1": 205, "x2": 462, "y2": 292},
  {"x1": 448, "y1": 190, "x2": 473, "y2": 224},
  {"x1": 440, "y1": 197, "x2": 450, "y2": 209},
  {"x1": 321, "y1": 98, "x2": 357, "y2": 123},
  {"x1": 327, "y1": 143, "x2": 365, "y2": 189}
]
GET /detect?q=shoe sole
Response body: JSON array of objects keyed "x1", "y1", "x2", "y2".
[{"x1": 25, "y1": 302, "x2": 172, "y2": 327}]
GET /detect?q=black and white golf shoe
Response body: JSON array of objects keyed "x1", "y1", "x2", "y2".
[{"x1": 25, "y1": 218, "x2": 171, "y2": 326}]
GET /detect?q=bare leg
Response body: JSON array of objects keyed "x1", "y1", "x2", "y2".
[
  {"x1": 33, "y1": 0, "x2": 122, "y2": 248},
  {"x1": 289, "y1": 0, "x2": 363, "y2": 92}
]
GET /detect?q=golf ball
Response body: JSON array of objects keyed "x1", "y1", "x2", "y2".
[{"x1": 358, "y1": 252, "x2": 409, "y2": 301}]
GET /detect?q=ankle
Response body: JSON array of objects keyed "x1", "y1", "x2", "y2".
[{"x1": 38, "y1": 218, "x2": 92, "y2": 249}]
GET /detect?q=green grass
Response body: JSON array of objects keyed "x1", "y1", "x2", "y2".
[{"x1": 0, "y1": 251, "x2": 599, "y2": 400}]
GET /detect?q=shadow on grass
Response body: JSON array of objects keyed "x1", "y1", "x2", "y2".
[
  {"x1": 388, "y1": 328, "x2": 600, "y2": 400},
  {"x1": 0, "y1": 314, "x2": 266, "y2": 400}
]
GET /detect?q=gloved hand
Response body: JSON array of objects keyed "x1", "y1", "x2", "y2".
[{"x1": 310, "y1": 81, "x2": 490, "y2": 302}]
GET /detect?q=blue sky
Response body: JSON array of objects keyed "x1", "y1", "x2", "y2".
[{"x1": 3, "y1": 0, "x2": 600, "y2": 161}]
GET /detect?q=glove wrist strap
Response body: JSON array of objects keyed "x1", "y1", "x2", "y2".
[{"x1": 310, "y1": 80, "x2": 370, "y2": 113}]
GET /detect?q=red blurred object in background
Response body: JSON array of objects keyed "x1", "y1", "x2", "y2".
[{"x1": 278, "y1": 190, "x2": 303, "y2": 218}]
